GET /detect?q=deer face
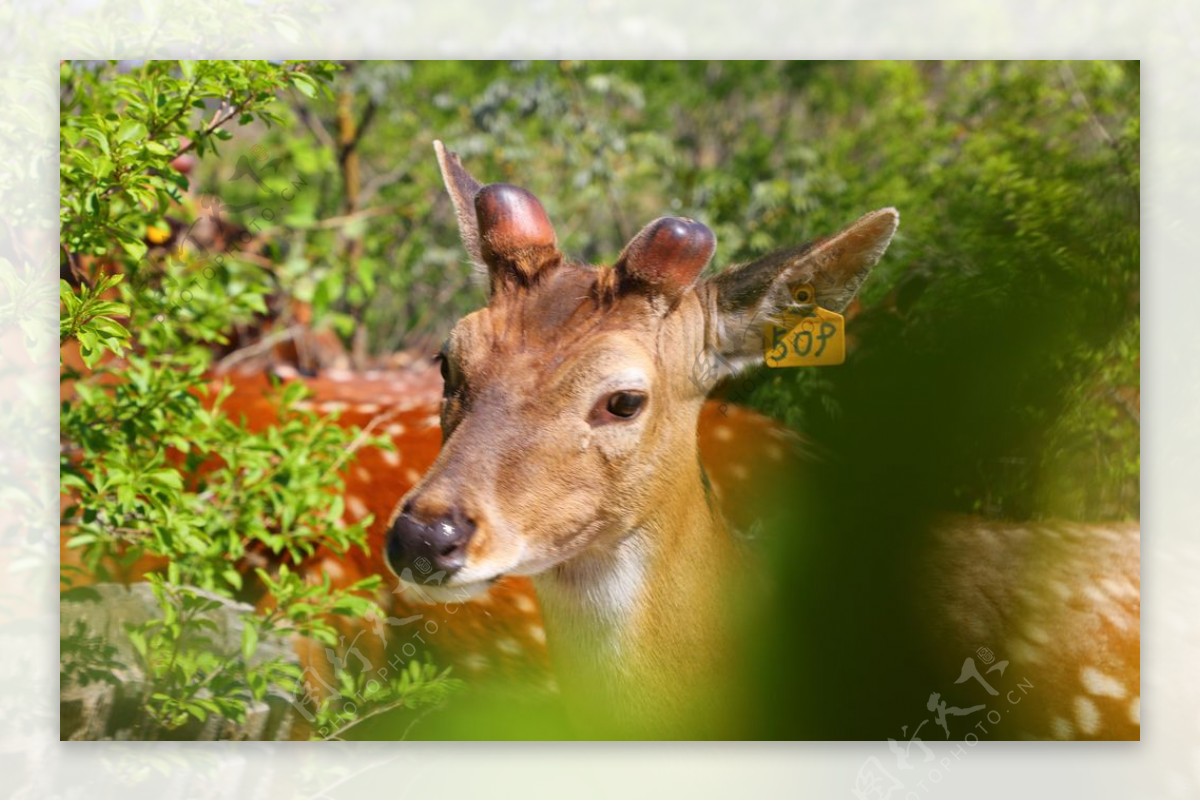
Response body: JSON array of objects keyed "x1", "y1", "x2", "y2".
[{"x1": 385, "y1": 143, "x2": 898, "y2": 599}]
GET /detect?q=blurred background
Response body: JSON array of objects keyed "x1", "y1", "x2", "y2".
[{"x1": 59, "y1": 60, "x2": 1138, "y2": 739}]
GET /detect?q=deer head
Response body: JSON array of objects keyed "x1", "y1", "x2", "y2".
[{"x1": 384, "y1": 142, "x2": 897, "y2": 732}]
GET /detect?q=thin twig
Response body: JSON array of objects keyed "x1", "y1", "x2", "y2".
[
  {"x1": 1058, "y1": 63, "x2": 1116, "y2": 148},
  {"x1": 358, "y1": 154, "x2": 421, "y2": 206},
  {"x1": 321, "y1": 695, "x2": 414, "y2": 741},
  {"x1": 214, "y1": 324, "x2": 303, "y2": 372},
  {"x1": 309, "y1": 205, "x2": 396, "y2": 229},
  {"x1": 148, "y1": 73, "x2": 201, "y2": 141},
  {"x1": 224, "y1": 249, "x2": 277, "y2": 269},
  {"x1": 61, "y1": 243, "x2": 87, "y2": 286},
  {"x1": 172, "y1": 92, "x2": 242, "y2": 160},
  {"x1": 297, "y1": 105, "x2": 337, "y2": 152},
  {"x1": 212, "y1": 208, "x2": 393, "y2": 253},
  {"x1": 322, "y1": 405, "x2": 406, "y2": 479}
]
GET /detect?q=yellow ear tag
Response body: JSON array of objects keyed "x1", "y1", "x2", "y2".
[{"x1": 763, "y1": 285, "x2": 846, "y2": 367}]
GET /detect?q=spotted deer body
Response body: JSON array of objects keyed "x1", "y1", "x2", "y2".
[
  {"x1": 380, "y1": 142, "x2": 900, "y2": 736},
  {"x1": 919, "y1": 517, "x2": 1141, "y2": 740}
]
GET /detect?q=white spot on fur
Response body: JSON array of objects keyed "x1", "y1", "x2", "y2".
[
  {"x1": 404, "y1": 468, "x2": 422, "y2": 484},
  {"x1": 1049, "y1": 579, "x2": 1074, "y2": 601},
  {"x1": 1024, "y1": 625, "x2": 1050, "y2": 645},
  {"x1": 356, "y1": 403, "x2": 381, "y2": 415},
  {"x1": 528, "y1": 623, "x2": 546, "y2": 644},
  {"x1": 319, "y1": 401, "x2": 348, "y2": 414},
  {"x1": 1050, "y1": 716, "x2": 1074, "y2": 739},
  {"x1": 1008, "y1": 637, "x2": 1041, "y2": 665},
  {"x1": 728, "y1": 463, "x2": 749, "y2": 482},
  {"x1": 318, "y1": 558, "x2": 345, "y2": 584},
  {"x1": 462, "y1": 653, "x2": 489, "y2": 672},
  {"x1": 381, "y1": 449, "x2": 402, "y2": 467},
  {"x1": 497, "y1": 637, "x2": 522, "y2": 655},
  {"x1": 346, "y1": 495, "x2": 369, "y2": 519},
  {"x1": 1100, "y1": 604, "x2": 1133, "y2": 632},
  {"x1": 766, "y1": 443, "x2": 785, "y2": 461},
  {"x1": 712, "y1": 425, "x2": 734, "y2": 442},
  {"x1": 1100, "y1": 577, "x2": 1138, "y2": 600},
  {"x1": 1074, "y1": 695, "x2": 1101, "y2": 736},
  {"x1": 353, "y1": 465, "x2": 371, "y2": 483},
  {"x1": 1083, "y1": 584, "x2": 1110, "y2": 607},
  {"x1": 514, "y1": 594, "x2": 537, "y2": 614},
  {"x1": 1081, "y1": 666, "x2": 1126, "y2": 699},
  {"x1": 385, "y1": 422, "x2": 407, "y2": 437}
]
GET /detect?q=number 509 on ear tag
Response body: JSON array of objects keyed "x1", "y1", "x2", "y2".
[{"x1": 764, "y1": 285, "x2": 846, "y2": 367}]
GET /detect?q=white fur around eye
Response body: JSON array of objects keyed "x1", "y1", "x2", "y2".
[{"x1": 595, "y1": 368, "x2": 650, "y2": 396}]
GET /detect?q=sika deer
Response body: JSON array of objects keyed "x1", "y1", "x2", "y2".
[{"x1": 383, "y1": 141, "x2": 899, "y2": 736}]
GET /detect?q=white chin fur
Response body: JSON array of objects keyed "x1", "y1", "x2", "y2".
[{"x1": 395, "y1": 578, "x2": 494, "y2": 605}]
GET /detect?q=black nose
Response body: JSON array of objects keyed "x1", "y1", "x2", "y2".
[{"x1": 385, "y1": 504, "x2": 476, "y2": 579}]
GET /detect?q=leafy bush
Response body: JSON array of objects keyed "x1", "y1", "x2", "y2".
[{"x1": 59, "y1": 60, "x2": 450, "y2": 738}]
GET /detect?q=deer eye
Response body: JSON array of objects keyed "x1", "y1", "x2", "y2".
[
  {"x1": 434, "y1": 343, "x2": 454, "y2": 391},
  {"x1": 604, "y1": 391, "x2": 647, "y2": 420}
]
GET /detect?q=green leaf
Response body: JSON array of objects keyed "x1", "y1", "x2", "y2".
[
  {"x1": 241, "y1": 622, "x2": 258, "y2": 662},
  {"x1": 89, "y1": 156, "x2": 113, "y2": 179},
  {"x1": 125, "y1": 627, "x2": 148, "y2": 659},
  {"x1": 223, "y1": 567, "x2": 244, "y2": 591},
  {"x1": 117, "y1": 120, "x2": 148, "y2": 144},
  {"x1": 80, "y1": 127, "x2": 110, "y2": 156},
  {"x1": 288, "y1": 72, "x2": 317, "y2": 98},
  {"x1": 64, "y1": 532, "x2": 98, "y2": 548},
  {"x1": 117, "y1": 234, "x2": 147, "y2": 261},
  {"x1": 145, "y1": 468, "x2": 183, "y2": 490}
]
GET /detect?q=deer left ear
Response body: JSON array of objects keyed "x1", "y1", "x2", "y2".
[
  {"x1": 704, "y1": 207, "x2": 899, "y2": 369},
  {"x1": 615, "y1": 216, "x2": 716, "y2": 300},
  {"x1": 435, "y1": 140, "x2": 484, "y2": 268},
  {"x1": 435, "y1": 140, "x2": 563, "y2": 293}
]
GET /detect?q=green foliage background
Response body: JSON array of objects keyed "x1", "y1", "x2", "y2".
[{"x1": 59, "y1": 60, "x2": 1138, "y2": 739}]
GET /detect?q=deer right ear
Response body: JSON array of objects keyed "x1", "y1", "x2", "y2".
[
  {"x1": 702, "y1": 208, "x2": 899, "y2": 374},
  {"x1": 614, "y1": 216, "x2": 716, "y2": 301},
  {"x1": 435, "y1": 140, "x2": 562, "y2": 292}
]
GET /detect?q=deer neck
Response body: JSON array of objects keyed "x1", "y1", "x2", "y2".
[{"x1": 531, "y1": 446, "x2": 732, "y2": 728}]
